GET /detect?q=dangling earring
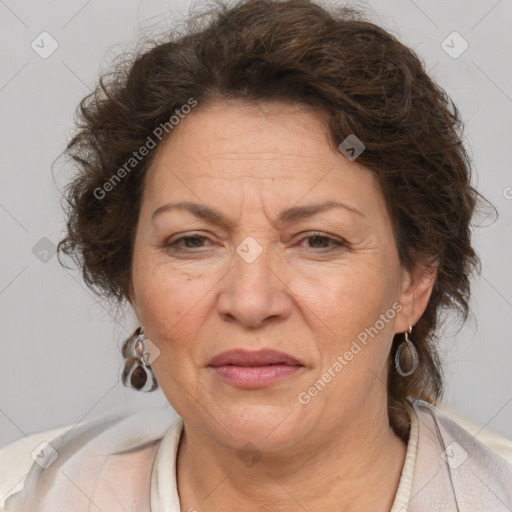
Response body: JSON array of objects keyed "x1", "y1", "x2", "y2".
[
  {"x1": 395, "y1": 326, "x2": 419, "y2": 377},
  {"x1": 124, "y1": 327, "x2": 158, "y2": 391}
]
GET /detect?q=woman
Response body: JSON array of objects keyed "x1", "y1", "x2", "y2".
[{"x1": 1, "y1": 0, "x2": 511, "y2": 510}]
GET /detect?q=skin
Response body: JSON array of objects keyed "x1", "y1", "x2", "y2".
[{"x1": 129, "y1": 99, "x2": 436, "y2": 511}]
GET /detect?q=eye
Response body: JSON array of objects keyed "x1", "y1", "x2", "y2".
[
  {"x1": 164, "y1": 233, "x2": 212, "y2": 251},
  {"x1": 297, "y1": 232, "x2": 348, "y2": 251},
  {"x1": 161, "y1": 231, "x2": 348, "y2": 254}
]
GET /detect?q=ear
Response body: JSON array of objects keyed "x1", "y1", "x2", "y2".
[{"x1": 394, "y1": 261, "x2": 437, "y2": 333}]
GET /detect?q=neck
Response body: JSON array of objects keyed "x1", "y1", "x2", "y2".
[{"x1": 176, "y1": 402, "x2": 408, "y2": 512}]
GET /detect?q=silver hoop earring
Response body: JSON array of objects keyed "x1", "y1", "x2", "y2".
[
  {"x1": 126, "y1": 327, "x2": 158, "y2": 391},
  {"x1": 395, "y1": 326, "x2": 418, "y2": 377}
]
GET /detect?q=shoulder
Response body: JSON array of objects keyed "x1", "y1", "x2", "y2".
[
  {"x1": 0, "y1": 425, "x2": 71, "y2": 503},
  {"x1": 0, "y1": 406, "x2": 180, "y2": 511},
  {"x1": 413, "y1": 399, "x2": 512, "y2": 464},
  {"x1": 410, "y1": 398, "x2": 512, "y2": 509},
  {"x1": 435, "y1": 402, "x2": 512, "y2": 464}
]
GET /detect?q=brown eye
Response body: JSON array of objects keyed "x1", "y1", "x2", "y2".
[
  {"x1": 307, "y1": 235, "x2": 331, "y2": 248},
  {"x1": 299, "y1": 232, "x2": 348, "y2": 251},
  {"x1": 165, "y1": 234, "x2": 212, "y2": 252}
]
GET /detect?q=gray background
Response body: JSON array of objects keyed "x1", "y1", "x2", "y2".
[{"x1": 1, "y1": 0, "x2": 511, "y2": 448}]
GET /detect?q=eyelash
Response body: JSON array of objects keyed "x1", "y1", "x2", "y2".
[{"x1": 164, "y1": 232, "x2": 348, "y2": 253}]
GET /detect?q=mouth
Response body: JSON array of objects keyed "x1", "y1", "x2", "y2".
[{"x1": 208, "y1": 349, "x2": 304, "y2": 389}]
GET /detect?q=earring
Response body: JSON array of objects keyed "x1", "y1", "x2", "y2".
[
  {"x1": 125, "y1": 327, "x2": 158, "y2": 391},
  {"x1": 395, "y1": 326, "x2": 419, "y2": 377}
]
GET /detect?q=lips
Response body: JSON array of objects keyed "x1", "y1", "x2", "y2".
[
  {"x1": 208, "y1": 349, "x2": 302, "y2": 368},
  {"x1": 208, "y1": 349, "x2": 304, "y2": 389}
]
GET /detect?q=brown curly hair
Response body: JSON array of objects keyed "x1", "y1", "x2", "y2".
[{"x1": 57, "y1": 0, "x2": 481, "y2": 441}]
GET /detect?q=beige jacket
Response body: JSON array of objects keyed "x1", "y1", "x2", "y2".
[{"x1": 1, "y1": 399, "x2": 512, "y2": 511}]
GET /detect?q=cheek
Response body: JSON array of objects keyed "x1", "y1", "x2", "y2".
[
  {"x1": 131, "y1": 257, "x2": 212, "y2": 405},
  {"x1": 294, "y1": 257, "x2": 401, "y2": 359},
  {"x1": 310, "y1": 260, "x2": 398, "y2": 320},
  {"x1": 135, "y1": 281, "x2": 206, "y2": 345},
  {"x1": 131, "y1": 248, "x2": 210, "y2": 345}
]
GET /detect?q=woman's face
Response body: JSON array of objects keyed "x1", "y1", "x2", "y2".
[{"x1": 130, "y1": 100, "x2": 433, "y2": 451}]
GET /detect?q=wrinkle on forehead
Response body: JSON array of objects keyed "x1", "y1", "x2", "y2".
[{"x1": 140, "y1": 100, "x2": 385, "y2": 237}]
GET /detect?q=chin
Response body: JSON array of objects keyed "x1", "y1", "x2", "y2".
[{"x1": 207, "y1": 402, "x2": 309, "y2": 451}]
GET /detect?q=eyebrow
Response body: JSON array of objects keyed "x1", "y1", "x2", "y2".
[{"x1": 151, "y1": 200, "x2": 365, "y2": 228}]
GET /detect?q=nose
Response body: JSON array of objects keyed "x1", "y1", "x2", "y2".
[{"x1": 217, "y1": 242, "x2": 293, "y2": 329}]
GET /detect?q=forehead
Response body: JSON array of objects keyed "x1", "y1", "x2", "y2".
[
  {"x1": 142, "y1": 100, "x2": 384, "y2": 218},
  {"x1": 151, "y1": 100, "x2": 335, "y2": 173}
]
